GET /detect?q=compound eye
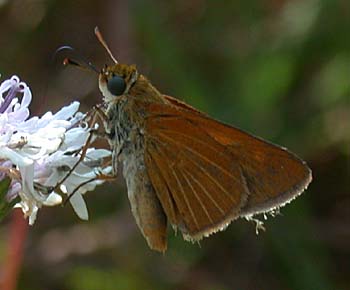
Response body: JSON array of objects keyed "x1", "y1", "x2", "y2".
[{"x1": 107, "y1": 75, "x2": 126, "y2": 96}]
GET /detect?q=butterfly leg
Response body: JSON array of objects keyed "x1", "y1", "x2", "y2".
[
  {"x1": 63, "y1": 168, "x2": 117, "y2": 205},
  {"x1": 54, "y1": 109, "x2": 101, "y2": 191}
]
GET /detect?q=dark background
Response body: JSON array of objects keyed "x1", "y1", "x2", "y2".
[{"x1": 0, "y1": 1, "x2": 349, "y2": 289}]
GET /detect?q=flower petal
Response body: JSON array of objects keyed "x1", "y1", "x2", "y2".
[
  {"x1": 20, "y1": 84, "x2": 32, "y2": 108},
  {"x1": 53, "y1": 101, "x2": 79, "y2": 121},
  {"x1": 0, "y1": 147, "x2": 33, "y2": 167},
  {"x1": 43, "y1": 192, "x2": 62, "y2": 206},
  {"x1": 69, "y1": 192, "x2": 89, "y2": 220}
]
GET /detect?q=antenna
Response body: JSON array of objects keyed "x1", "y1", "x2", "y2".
[
  {"x1": 95, "y1": 26, "x2": 118, "y2": 64},
  {"x1": 54, "y1": 46, "x2": 99, "y2": 73}
]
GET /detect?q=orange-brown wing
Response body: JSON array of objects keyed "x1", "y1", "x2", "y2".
[
  {"x1": 139, "y1": 98, "x2": 311, "y2": 240},
  {"x1": 162, "y1": 95, "x2": 312, "y2": 216}
]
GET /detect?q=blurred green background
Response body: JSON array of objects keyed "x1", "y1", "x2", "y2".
[{"x1": 0, "y1": 0, "x2": 349, "y2": 289}]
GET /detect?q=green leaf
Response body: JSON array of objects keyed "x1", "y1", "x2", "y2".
[
  {"x1": 0, "y1": 177, "x2": 11, "y2": 200},
  {"x1": 0, "y1": 177, "x2": 19, "y2": 222}
]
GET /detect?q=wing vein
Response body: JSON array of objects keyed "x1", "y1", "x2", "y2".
[
  {"x1": 183, "y1": 168, "x2": 226, "y2": 215},
  {"x1": 185, "y1": 156, "x2": 236, "y2": 204},
  {"x1": 171, "y1": 168, "x2": 200, "y2": 230},
  {"x1": 180, "y1": 169, "x2": 214, "y2": 224}
]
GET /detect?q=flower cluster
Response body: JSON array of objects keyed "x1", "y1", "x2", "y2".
[{"x1": 0, "y1": 75, "x2": 112, "y2": 224}]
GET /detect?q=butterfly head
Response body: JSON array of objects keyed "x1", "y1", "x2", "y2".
[{"x1": 99, "y1": 64, "x2": 139, "y2": 103}]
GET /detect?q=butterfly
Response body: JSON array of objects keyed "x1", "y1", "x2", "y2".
[{"x1": 83, "y1": 28, "x2": 312, "y2": 252}]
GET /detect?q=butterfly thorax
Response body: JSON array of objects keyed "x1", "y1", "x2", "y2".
[{"x1": 105, "y1": 96, "x2": 136, "y2": 159}]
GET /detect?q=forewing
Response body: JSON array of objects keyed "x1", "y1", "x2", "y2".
[{"x1": 138, "y1": 98, "x2": 311, "y2": 240}]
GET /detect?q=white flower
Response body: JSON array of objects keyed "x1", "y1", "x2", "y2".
[{"x1": 0, "y1": 75, "x2": 112, "y2": 224}]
